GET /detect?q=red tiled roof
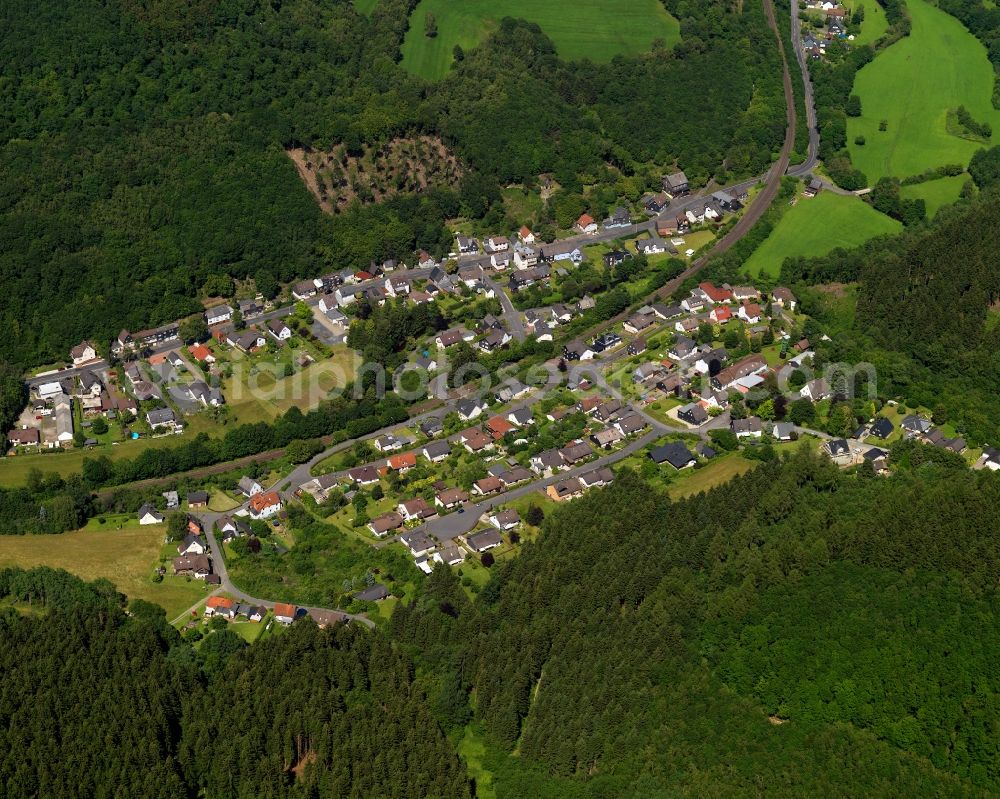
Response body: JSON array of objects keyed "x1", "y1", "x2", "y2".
[
  {"x1": 207, "y1": 596, "x2": 234, "y2": 610},
  {"x1": 249, "y1": 491, "x2": 281, "y2": 512}
]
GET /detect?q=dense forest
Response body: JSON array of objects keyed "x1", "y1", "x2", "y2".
[
  {"x1": 780, "y1": 184, "x2": 1000, "y2": 444},
  {"x1": 0, "y1": 567, "x2": 469, "y2": 799},
  {"x1": 391, "y1": 453, "x2": 1000, "y2": 796},
  {"x1": 0, "y1": 0, "x2": 787, "y2": 370}
]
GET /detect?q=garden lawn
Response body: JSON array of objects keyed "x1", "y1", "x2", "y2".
[
  {"x1": 899, "y1": 173, "x2": 968, "y2": 218},
  {"x1": 847, "y1": 0, "x2": 1000, "y2": 181},
  {"x1": 400, "y1": 0, "x2": 680, "y2": 80},
  {"x1": 742, "y1": 191, "x2": 901, "y2": 277},
  {"x1": 0, "y1": 522, "x2": 209, "y2": 618}
]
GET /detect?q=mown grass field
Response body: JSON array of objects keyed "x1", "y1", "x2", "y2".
[
  {"x1": 400, "y1": 0, "x2": 680, "y2": 80},
  {"x1": 899, "y1": 173, "x2": 968, "y2": 218},
  {"x1": 743, "y1": 191, "x2": 901, "y2": 277},
  {"x1": 844, "y1": 0, "x2": 888, "y2": 46},
  {"x1": 0, "y1": 520, "x2": 210, "y2": 618},
  {"x1": 847, "y1": 0, "x2": 1000, "y2": 181}
]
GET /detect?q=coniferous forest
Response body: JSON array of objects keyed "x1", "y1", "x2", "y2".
[{"x1": 6, "y1": 448, "x2": 1000, "y2": 797}]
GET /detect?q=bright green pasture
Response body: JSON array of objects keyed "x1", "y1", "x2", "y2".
[
  {"x1": 899, "y1": 173, "x2": 968, "y2": 217},
  {"x1": 847, "y1": 0, "x2": 1000, "y2": 181},
  {"x1": 400, "y1": 0, "x2": 680, "y2": 80},
  {"x1": 743, "y1": 191, "x2": 901, "y2": 277}
]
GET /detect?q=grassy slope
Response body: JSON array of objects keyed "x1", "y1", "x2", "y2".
[
  {"x1": 400, "y1": 0, "x2": 680, "y2": 80},
  {"x1": 847, "y1": 0, "x2": 889, "y2": 46},
  {"x1": 0, "y1": 520, "x2": 209, "y2": 618},
  {"x1": 899, "y1": 173, "x2": 968, "y2": 217},
  {"x1": 743, "y1": 191, "x2": 901, "y2": 277},
  {"x1": 848, "y1": 0, "x2": 1000, "y2": 181}
]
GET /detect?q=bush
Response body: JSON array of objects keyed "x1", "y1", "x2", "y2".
[
  {"x1": 854, "y1": 135, "x2": 866, "y2": 146},
  {"x1": 481, "y1": 552, "x2": 495, "y2": 567}
]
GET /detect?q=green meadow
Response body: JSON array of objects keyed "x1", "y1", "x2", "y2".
[
  {"x1": 900, "y1": 173, "x2": 968, "y2": 218},
  {"x1": 400, "y1": 0, "x2": 680, "y2": 80},
  {"x1": 743, "y1": 190, "x2": 901, "y2": 277},
  {"x1": 847, "y1": 0, "x2": 1000, "y2": 181}
]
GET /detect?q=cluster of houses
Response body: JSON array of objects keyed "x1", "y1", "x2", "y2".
[
  {"x1": 203, "y1": 597, "x2": 346, "y2": 627},
  {"x1": 801, "y1": 1, "x2": 852, "y2": 59}
]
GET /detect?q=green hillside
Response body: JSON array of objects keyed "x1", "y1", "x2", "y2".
[
  {"x1": 848, "y1": 0, "x2": 1000, "y2": 181},
  {"x1": 400, "y1": 0, "x2": 680, "y2": 80},
  {"x1": 743, "y1": 190, "x2": 900, "y2": 276}
]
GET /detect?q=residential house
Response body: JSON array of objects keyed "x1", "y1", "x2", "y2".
[
  {"x1": 473, "y1": 476, "x2": 503, "y2": 495},
  {"x1": 575, "y1": 213, "x2": 598, "y2": 234},
  {"x1": 147, "y1": 407, "x2": 177, "y2": 430},
  {"x1": 457, "y1": 397, "x2": 487, "y2": 421},
  {"x1": 623, "y1": 312, "x2": 656, "y2": 335},
  {"x1": 400, "y1": 530, "x2": 435, "y2": 557},
  {"x1": 369, "y1": 511, "x2": 404, "y2": 537},
  {"x1": 187, "y1": 343, "x2": 215, "y2": 364},
  {"x1": 603, "y1": 206, "x2": 632, "y2": 229},
  {"x1": 231, "y1": 330, "x2": 266, "y2": 352},
  {"x1": 772, "y1": 287, "x2": 797, "y2": 311},
  {"x1": 870, "y1": 417, "x2": 894, "y2": 439},
  {"x1": 901, "y1": 414, "x2": 932, "y2": 437},
  {"x1": 466, "y1": 528, "x2": 503, "y2": 552},
  {"x1": 627, "y1": 337, "x2": 648, "y2": 356},
  {"x1": 737, "y1": 301, "x2": 763, "y2": 323},
  {"x1": 518, "y1": 226, "x2": 536, "y2": 244},
  {"x1": 486, "y1": 416, "x2": 515, "y2": 440},
  {"x1": 490, "y1": 509, "x2": 521, "y2": 531},
  {"x1": 494, "y1": 378, "x2": 530, "y2": 404},
  {"x1": 248, "y1": 491, "x2": 282, "y2": 519},
  {"x1": 710, "y1": 305, "x2": 733, "y2": 325},
  {"x1": 273, "y1": 603, "x2": 297, "y2": 625},
  {"x1": 662, "y1": 171, "x2": 689, "y2": 196},
  {"x1": 138, "y1": 503, "x2": 164, "y2": 525},
  {"x1": 634, "y1": 236, "x2": 670, "y2": 255},
  {"x1": 694, "y1": 348, "x2": 728, "y2": 375},
  {"x1": 490, "y1": 250, "x2": 513, "y2": 270},
  {"x1": 603, "y1": 250, "x2": 629, "y2": 268},
  {"x1": 387, "y1": 452, "x2": 417, "y2": 473},
  {"x1": 347, "y1": 465, "x2": 380, "y2": 486},
  {"x1": 432, "y1": 546, "x2": 465, "y2": 566},
  {"x1": 586, "y1": 334, "x2": 619, "y2": 356},
  {"x1": 188, "y1": 490, "x2": 209, "y2": 508},
  {"x1": 547, "y1": 477, "x2": 584, "y2": 502},
  {"x1": 649, "y1": 442, "x2": 696, "y2": 469},
  {"x1": 563, "y1": 341, "x2": 595, "y2": 361},
  {"x1": 669, "y1": 335, "x2": 698, "y2": 361},
  {"x1": 531, "y1": 448, "x2": 565, "y2": 476},
  {"x1": 579, "y1": 466, "x2": 614, "y2": 489},
  {"x1": 456, "y1": 235, "x2": 479, "y2": 255},
  {"x1": 559, "y1": 441, "x2": 593, "y2": 466},
  {"x1": 539, "y1": 242, "x2": 584, "y2": 263},
  {"x1": 800, "y1": 378, "x2": 831, "y2": 401},
  {"x1": 268, "y1": 318, "x2": 292, "y2": 341},
  {"x1": 486, "y1": 235, "x2": 510, "y2": 252},
  {"x1": 692, "y1": 282, "x2": 733, "y2": 305},
  {"x1": 354, "y1": 584, "x2": 390, "y2": 602},
  {"x1": 205, "y1": 305, "x2": 232, "y2": 326},
  {"x1": 678, "y1": 403, "x2": 709, "y2": 426},
  {"x1": 696, "y1": 442, "x2": 717, "y2": 459},
  {"x1": 772, "y1": 422, "x2": 795, "y2": 441},
  {"x1": 8, "y1": 427, "x2": 40, "y2": 447},
  {"x1": 435, "y1": 487, "x2": 469, "y2": 510},
  {"x1": 238, "y1": 476, "x2": 263, "y2": 497},
  {"x1": 70, "y1": 341, "x2": 98, "y2": 366},
  {"x1": 422, "y1": 440, "x2": 452, "y2": 463},
  {"x1": 478, "y1": 329, "x2": 511, "y2": 353},
  {"x1": 374, "y1": 433, "x2": 403, "y2": 452},
  {"x1": 398, "y1": 498, "x2": 436, "y2": 522},
  {"x1": 713, "y1": 354, "x2": 768, "y2": 391},
  {"x1": 461, "y1": 428, "x2": 494, "y2": 453},
  {"x1": 497, "y1": 466, "x2": 533, "y2": 487},
  {"x1": 507, "y1": 407, "x2": 535, "y2": 427},
  {"x1": 643, "y1": 192, "x2": 669, "y2": 214},
  {"x1": 205, "y1": 596, "x2": 236, "y2": 619},
  {"x1": 593, "y1": 400, "x2": 623, "y2": 423},
  {"x1": 173, "y1": 554, "x2": 210, "y2": 579},
  {"x1": 731, "y1": 417, "x2": 764, "y2": 438},
  {"x1": 614, "y1": 413, "x2": 647, "y2": 436}
]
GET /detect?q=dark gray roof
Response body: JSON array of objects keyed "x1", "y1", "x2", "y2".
[{"x1": 649, "y1": 442, "x2": 696, "y2": 469}]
